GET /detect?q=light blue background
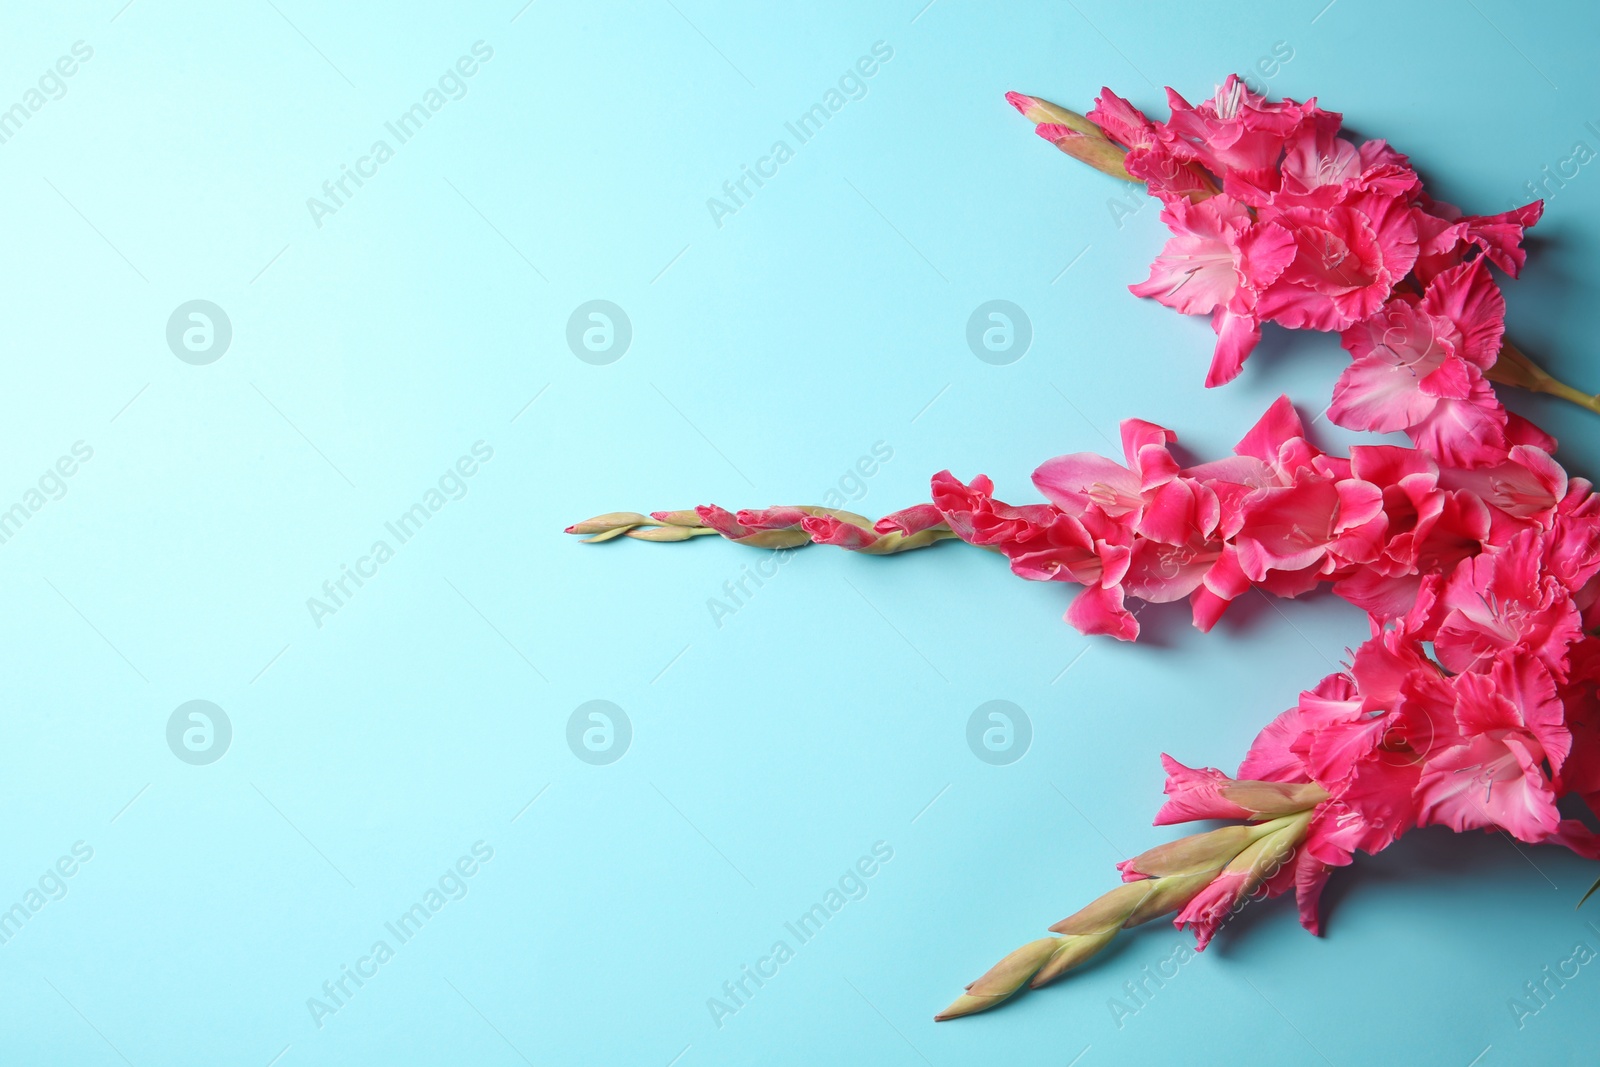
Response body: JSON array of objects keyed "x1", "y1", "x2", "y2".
[{"x1": 2, "y1": 0, "x2": 1599, "y2": 1063}]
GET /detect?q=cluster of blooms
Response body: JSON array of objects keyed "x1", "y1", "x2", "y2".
[
  {"x1": 936, "y1": 484, "x2": 1600, "y2": 1018},
  {"x1": 575, "y1": 394, "x2": 1576, "y2": 648},
  {"x1": 567, "y1": 77, "x2": 1600, "y2": 1020},
  {"x1": 1014, "y1": 75, "x2": 1545, "y2": 474},
  {"x1": 573, "y1": 376, "x2": 1600, "y2": 1020}
]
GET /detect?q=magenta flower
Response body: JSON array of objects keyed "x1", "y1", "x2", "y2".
[
  {"x1": 1159, "y1": 75, "x2": 1311, "y2": 202},
  {"x1": 1329, "y1": 258, "x2": 1509, "y2": 466},
  {"x1": 1127, "y1": 195, "x2": 1295, "y2": 385},
  {"x1": 1419, "y1": 529, "x2": 1584, "y2": 678},
  {"x1": 1253, "y1": 191, "x2": 1420, "y2": 331},
  {"x1": 1416, "y1": 657, "x2": 1568, "y2": 843}
]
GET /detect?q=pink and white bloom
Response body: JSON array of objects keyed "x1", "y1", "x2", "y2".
[
  {"x1": 1416, "y1": 656, "x2": 1569, "y2": 843},
  {"x1": 1254, "y1": 191, "x2": 1421, "y2": 332},
  {"x1": 1127, "y1": 196, "x2": 1295, "y2": 385},
  {"x1": 1329, "y1": 258, "x2": 1509, "y2": 466}
]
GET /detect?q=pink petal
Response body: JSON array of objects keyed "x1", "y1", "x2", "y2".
[
  {"x1": 1032, "y1": 454, "x2": 1141, "y2": 517},
  {"x1": 1065, "y1": 582, "x2": 1139, "y2": 641},
  {"x1": 1418, "y1": 257, "x2": 1506, "y2": 368},
  {"x1": 1206, "y1": 306, "x2": 1261, "y2": 387}
]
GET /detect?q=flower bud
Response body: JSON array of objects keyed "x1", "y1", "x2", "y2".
[
  {"x1": 935, "y1": 936, "x2": 1059, "y2": 1020},
  {"x1": 1123, "y1": 871, "x2": 1213, "y2": 926},
  {"x1": 650, "y1": 510, "x2": 706, "y2": 527},
  {"x1": 626, "y1": 525, "x2": 702, "y2": 542},
  {"x1": 1029, "y1": 928, "x2": 1118, "y2": 987},
  {"x1": 730, "y1": 528, "x2": 814, "y2": 549},
  {"x1": 1005, "y1": 92, "x2": 1105, "y2": 138},
  {"x1": 564, "y1": 512, "x2": 651, "y2": 536},
  {"x1": 1050, "y1": 879, "x2": 1150, "y2": 935},
  {"x1": 1035, "y1": 123, "x2": 1136, "y2": 182},
  {"x1": 1118, "y1": 824, "x2": 1274, "y2": 880},
  {"x1": 1219, "y1": 780, "x2": 1328, "y2": 817}
]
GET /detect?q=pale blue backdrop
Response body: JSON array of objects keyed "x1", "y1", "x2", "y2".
[{"x1": 2, "y1": 0, "x2": 1598, "y2": 1064}]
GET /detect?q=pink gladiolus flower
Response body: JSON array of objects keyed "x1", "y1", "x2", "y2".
[
  {"x1": 1421, "y1": 529, "x2": 1584, "y2": 679},
  {"x1": 1438, "y1": 444, "x2": 1567, "y2": 531},
  {"x1": 1232, "y1": 470, "x2": 1387, "y2": 581},
  {"x1": 929, "y1": 471, "x2": 1056, "y2": 546},
  {"x1": 1160, "y1": 76, "x2": 1310, "y2": 202},
  {"x1": 1254, "y1": 192, "x2": 1420, "y2": 332},
  {"x1": 1086, "y1": 88, "x2": 1216, "y2": 204},
  {"x1": 1329, "y1": 259, "x2": 1509, "y2": 466},
  {"x1": 1069, "y1": 76, "x2": 1543, "y2": 402},
  {"x1": 1172, "y1": 865, "x2": 1258, "y2": 951},
  {"x1": 1152, "y1": 756, "x2": 1263, "y2": 825},
  {"x1": 1126, "y1": 196, "x2": 1295, "y2": 385},
  {"x1": 1412, "y1": 195, "x2": 1544, "y2": 282},
  {"x1": 1416, "y1": 657, "x2": 1568, "y2": 843},
  {"x1": 1277, "y1": 111, "x2": 1420, "y2": 208},
  {"x1": 1033, "y1": 418, "x2": 1222, "y2": 543}
]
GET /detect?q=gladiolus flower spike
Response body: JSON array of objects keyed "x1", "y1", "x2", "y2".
[{"x1": 568, "y1": 75, "x2": 1600, "y2": 1021}]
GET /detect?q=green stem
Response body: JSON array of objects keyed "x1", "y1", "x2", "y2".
[{"x1": 1488, "y1": 340, "x2": 1600, "y2": 416}]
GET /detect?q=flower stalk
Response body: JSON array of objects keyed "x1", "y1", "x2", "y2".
[
  {"x1": 934, "y1": 806, "x2": 1318, "y2": 1021},
  {"x1": 1008, "y1": 89, "x2": 1600, "y2": 419},
  {"x1": 564, "y1": 506, "x2": 965, "y2": 555},
  {"x1": 1487, "y1": 339, "x2": 1600, "y2": 416}
]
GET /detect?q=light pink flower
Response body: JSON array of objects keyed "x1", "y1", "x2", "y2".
[
  {"x1": 1127, "y1": 196, "x2": 1296, "y2": 385},
  {"x1": 1416, "y1": 657, "x2": 1568, "y2": 842},
  {"x1": 1255, "y1": 192, "x2": 1421, "y2": 331},
  {"x1": 1160, "y1": 75, "x2": 1311, "y2": 202},
  {"x1": 1329, "y1": 259, "x2": 1509, "y2": 466},
  {"x1": 1421, "y1": 529, "x2": 1583, "y2": 679}
]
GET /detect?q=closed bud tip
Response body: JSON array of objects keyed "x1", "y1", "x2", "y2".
[
  {"x1": 935, "y1": 936, "x2": 1059, "y2": 1021},
  {"x1": 1035, "y1": 123, "x2": 1135, "y2": 182},
  {"x1": 1005, "y1": 92, "x2": 1105, "y2": 139},
  {"x1": 651, "y1": 510, "x2": 706, "y2": 527},
  {"x1": 565, "y1": 511, "x2": 651, "y2": 535}
]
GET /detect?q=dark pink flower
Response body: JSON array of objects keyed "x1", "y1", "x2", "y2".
[
  {"x1": 1160, "y1": 76, "x2": 1311, "y2": 202},
  {"x1": 1232, "y1": 470, "x2": 1387, "y2": 581},
  {"x1": 1086, "y1": 87, "x2": 1216, "y2": 203},
  {"x1": 929, "y1": 471, "x2": 1056, "y2": 546},
  {"x1": 1255, "y1": 192, "x2": 1421, "y2": 331},
  {"x1": 1329, "y1": 258, "x2": 1510, "y2": 467},
  {"x1": 1423, "y1": 530, "x2": 1583, "y2": 679},
  {"x1": 1416, "y1": 657, "x2": 1568, "y2": 843},
  {"x1": 1412, "y1": 195, "x2": 1543, "y2": 282},
  {"x1": 1127, "y1": 195, "x2": 1295, "y2": 385}
]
